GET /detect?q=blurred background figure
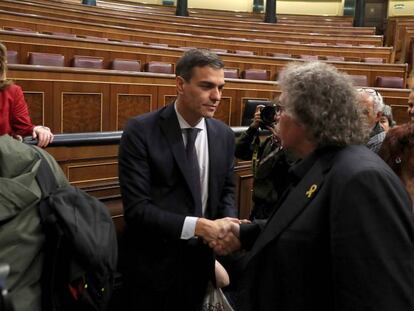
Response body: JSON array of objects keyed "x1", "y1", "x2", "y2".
[
  {"x1": 379, "y1": 104, "x2": 396, "y2": 132},
  {"x1": 379, "y1": 122, "x2": 414, "y2": 205},
  {"x1": 408, "y1": 87, "x2": 414, "y2": 122},
  {"x1": 0, "y1": 43, "x2": 53, "y2": 147},
  {"x1": 235, "y1": 101, "x2": 295, "y2": 220},
  {"x1": 356, "y1": 88, "x2": 385, "y2": 153}
]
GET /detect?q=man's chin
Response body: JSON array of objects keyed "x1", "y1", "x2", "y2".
[{"x1": 203, "y1": 112, "x2": 216, "y2": 119}]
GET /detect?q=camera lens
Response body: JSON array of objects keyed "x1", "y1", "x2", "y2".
[{"x1": 260, "y1": 106, "x2": 276, "y2": 129}]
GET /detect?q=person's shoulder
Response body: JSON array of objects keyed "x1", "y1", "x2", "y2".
[
  {"x1": 7, "y1": 83, "x2": 21, "y2": 93},
  {"x1": 207, "y1": 118, "x2": 233, "y2": 134},
  {"x1": 331, "y1": 145, "x2": 397, "y2": 179},
  {"x1": 2, "y1": 83, "x2": 21, "y2": 96},
  {"x1": 124, "y1": 108, "x2": 162, "y2": 130}
]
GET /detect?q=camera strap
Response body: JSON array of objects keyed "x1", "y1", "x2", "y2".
[{"x1": 252, "y1": 134, "x2": 261, "y2": 176}]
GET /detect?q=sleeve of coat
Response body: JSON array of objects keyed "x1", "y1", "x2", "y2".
[{"x1": 10, "y1": 85, "x2": 35, "y2": 137}]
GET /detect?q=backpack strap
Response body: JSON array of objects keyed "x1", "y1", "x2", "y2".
[{"x1": 32, "y1": 147, "x2": 59, "y2": 198}]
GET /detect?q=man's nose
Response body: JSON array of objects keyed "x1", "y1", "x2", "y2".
[{"x1": 210, "y1": 88, "x2": 221, "y2": 101}]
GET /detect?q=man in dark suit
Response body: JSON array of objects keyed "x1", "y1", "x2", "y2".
[
  {"x1": 118, "y1": 49, "x2": 237, "y2": 310},
  {"x1": 214, "y1": 62, "x2": 414, "y2": 311}
]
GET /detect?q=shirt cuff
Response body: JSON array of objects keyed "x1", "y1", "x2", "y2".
[{"x1": 181, "y1": 216, "x2": 199, "y2": 240}]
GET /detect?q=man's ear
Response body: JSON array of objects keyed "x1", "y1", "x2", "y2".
[{"x1": 176, "y1": 76, "x2": 185, "y2": 94}]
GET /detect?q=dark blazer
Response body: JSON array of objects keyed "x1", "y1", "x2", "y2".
[
  {"x1": 238, "y1": 145, "x2": 414, "y2": 311},
  {"x1": 118, "y1": 104, "x2": 236, "y2": 309}
]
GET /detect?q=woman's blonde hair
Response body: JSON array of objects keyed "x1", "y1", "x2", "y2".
[{"x1": 0, "y1": 42, "x2": 14, "y2": 90}]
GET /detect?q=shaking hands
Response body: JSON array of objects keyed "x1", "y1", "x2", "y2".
[{"x1": 195, "y1": 217, "x2": 249, "y2": 255}]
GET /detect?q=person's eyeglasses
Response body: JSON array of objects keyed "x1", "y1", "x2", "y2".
[{"x1": 275, "y1": 105, "x2": 284, "y2": 114}]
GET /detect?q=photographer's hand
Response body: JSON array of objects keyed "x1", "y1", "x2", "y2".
[
  {"x1": 250, "y1": 105, "x2": 265, "y2": 129},
  {"x1": 267, "y1": 123, "x2": 280, "y2": 141}
]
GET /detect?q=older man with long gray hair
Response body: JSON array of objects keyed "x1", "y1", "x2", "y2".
[{"x1": 212, "y1": 62, "x2": 414, "y2": 311}]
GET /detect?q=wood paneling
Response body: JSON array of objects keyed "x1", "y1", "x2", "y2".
[
  {"x1": 62, "y1": 93, "x2": 103, "y2": 133},
  {"x1": 116, "y1": 94, "x2": 152, "y2": 130},
  {"x1": 23, "y1": 92, "x2": 44, "y2": 125},
  {"x1": 8, "y1": 65, "x2": 412, "y2": 133}
]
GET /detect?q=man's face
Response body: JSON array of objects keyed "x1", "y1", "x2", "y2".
[
  {"x1": 358, "y1": 93, "x2": 378, "y2": 128},
  {"x1": 408, "y1": 91, "x2": 414, "y2": 122},
  {"x1": 379, "y1": 116, "x2": 390, "y2": 132},
  {"x1": 176, "y1": 66, "x2": 225, "y2": 126}
]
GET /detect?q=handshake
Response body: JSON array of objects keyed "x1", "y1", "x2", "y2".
[{"x1": 195, "y1": 217, "x2": 250, "y2": 256}]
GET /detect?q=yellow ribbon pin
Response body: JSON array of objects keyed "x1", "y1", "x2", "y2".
[{"x1": 305, "y1": 184, "x2": 318, "y2": 198}]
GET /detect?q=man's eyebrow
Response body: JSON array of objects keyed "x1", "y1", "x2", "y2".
[{"x1": 198, "y1": 81, "x2": 225, "y2": 88}]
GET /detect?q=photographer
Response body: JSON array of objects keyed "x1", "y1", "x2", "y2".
[{"x1": 235, "y1": 102, "x2": 296, "y2": 220}]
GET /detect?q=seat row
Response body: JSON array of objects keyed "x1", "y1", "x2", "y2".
[
  {"x1": 6, "y1": 50, "x2": 406, "y2": 88},
  {"x1": 4, "y1": 26, "x2": 388, "y2": 65}
]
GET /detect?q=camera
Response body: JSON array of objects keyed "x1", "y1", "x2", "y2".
[{"x1": 259, "y1": 105, "x2": 277, "y2": 130}]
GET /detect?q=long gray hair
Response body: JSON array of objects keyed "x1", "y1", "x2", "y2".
[{"x1": 278, "y1": 62, "x2": 368, "y2": 147}]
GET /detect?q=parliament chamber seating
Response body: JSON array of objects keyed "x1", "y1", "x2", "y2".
[
  {"x1": 235, "y1": 50, "x2": 255, "y2": 56},
  {"x1": 71, "y1": 55, "x2": 104, "y2": 69},
  {"x1": 335, "y1": 43, "x2": 353, "y2": 47},
  {"x1": 144, "y1": 61, "x2": 174, "y2": 74},
  {"x1": 241, "y1": 69, "x2": 269, "y2": 80},
  {"x1": 350, "y1": 75, "x2": 369, "y2": 87},
  {"x1": 362, "y1": 57, "x2": 384, "y2": 63},
  {"x1": 223, "y1": 68, "x2": 239, "y2": 79},
  {"x1": 375, "y1": 76, "x2": 405, "y2": 88},
  {"x1": 28, "y1": 52, "x2": 65, "y2": 67},
  {"x1": 47, "y1": 32, "x2": 77, "y2": 38},
  {"x1": 110, "y1": 59, "x2": 141, "y2": 72},
  {"x1": 310, "y1": 42, "x2": 328, "y2": 46},
  {"x1": 120, "y1": 39, "x2": 144, "y2": 45},
  {"x1": 146, "y1": 42, "x2": 169, "y2": 48},
  {"x1": 3, "y1": 26, "x2": 37, "y2": 34},
  {"x1": 325, "y1": 55, "x2": 345, "y2": 61},
  {"x1": 299, "y1": 55, "x2": 319, "y2": 61},
  {"x1": 210, "y1": 48, "x2": 228, "y2": 54},
  {"x1": 79, "y1": 35, "x2": 109, "y2": 42},
  {"x1": 179, "y1": 46, "x2": 197, "y2": 51},
  {"x1": 269, "y1": 53, "x2": 292, "y2": 58},
  {"x1": 6, "y1": 50, "x2": 18, "y2": 64}
]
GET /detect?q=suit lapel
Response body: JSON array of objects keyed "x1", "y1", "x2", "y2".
[
  {"x1": 159, "y1": 104, "x2": 199, "y2": 207},
  {"x1": 205, "y1": 119, "x2": 218, "y2": 218},
  {"x1": 247, "y1": 150, "x2": 337, "y2": 261}
]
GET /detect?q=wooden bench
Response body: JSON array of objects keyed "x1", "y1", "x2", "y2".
[
  {"x1": 1, "y1": 30, "x2": 407, "y2": 88},
  {"x1": 0, "y1": 3, "x2": 384, "y2": 47},
  {"x1": 20, "y1": 0, "x2": 375, "y2": 35},
  {"x1": 0, "y1": 11, "x2": 393, "y2": 62}
]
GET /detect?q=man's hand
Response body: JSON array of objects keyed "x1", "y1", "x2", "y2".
[
  {"x1": 267, "y1": 122, "x2": 280, "y2": 141},
  {"x1": 250, "y1": 105, "x2": 265, "y2": 129},
  {"x1": 195, "y1": 217, "x2": 240, "y2": 243},
  {"x1": 211, "y1": 225, "x2": 241, "y2": 256}
]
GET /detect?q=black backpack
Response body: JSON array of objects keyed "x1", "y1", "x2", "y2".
[{"x1": 34, "y1": 150, "x2": 118, "y2": 311}]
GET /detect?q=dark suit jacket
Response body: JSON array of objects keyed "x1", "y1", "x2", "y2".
[
  {"x1": 118, "y1": 104, "x2": 236, "y2": 309},
  {"x1": 238, "y1": 145, "x2": 414, "y2": 311}
]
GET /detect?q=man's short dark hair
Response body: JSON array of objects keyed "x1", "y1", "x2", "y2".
[{"x1": 176, "y1": 49, "x2": 224, "y2": 82}]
